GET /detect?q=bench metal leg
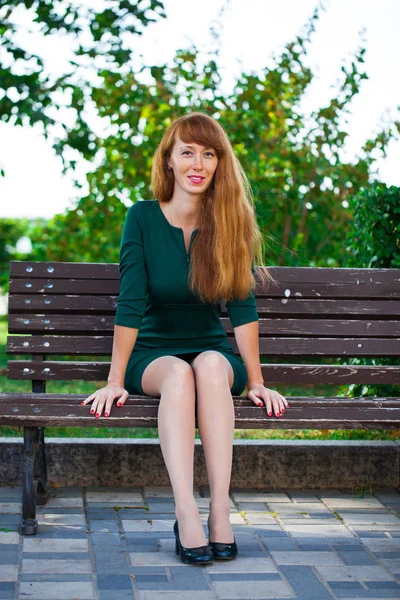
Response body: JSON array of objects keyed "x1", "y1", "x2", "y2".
[
  {"x1": 36, "y1": 426, "x2": 49, "y2": 506},
  {"x1": 21, "y1": 427, "x2": 39, "y2": 535}
]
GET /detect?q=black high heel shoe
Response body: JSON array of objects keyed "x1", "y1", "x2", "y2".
[
  {"x1": 207, "y1": 515, "x2": 238, "y2": 560},
  {"x1": 173, "y1": 520, "x2": 214, "y2": 565}
]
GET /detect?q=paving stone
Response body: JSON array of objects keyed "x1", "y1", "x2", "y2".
[
  {"x1": 332, "y1": 592, "x2": 400, "y2": 599},
  {"x1": 279, "y1": 565, "x2": 333, "y2": 599},
  {"x1": 86, "y1": 489, "x2": 143, "y2": 503},
  {"x1": 315, "y1": 565, "x2": 396, "y2": 581},
  {"x1": 52, "y1": 530, "x2": 88, "y2": 539},
  {"x1": 89, "y1": 520, "x2": 120, "y2": 532},
  {"x1": 286, "y1": 491, "x2": 321, "y2": 503},
  {"x1": 377, "y1": 559, "x2": 400, "y2": 574},
  {"x1": 44, "y1": 496, "x2": 84, "y2": 509},
  {"x1": 0, "y1": 550, "x2": 18, "y2": 563},
  {"x1": 338, "y1": 512, "x2": 400, "y2": 525},
  {"x1": 134, "y1": 574, "x2": 169, "y2": 583},
  {"x1": 146, "y1": 503, "x2": 176, "y2": 513},
  {"x1": 143, "y1": 487, "x2": 176, "y2": 498},
  {"x1": 321, "y1": 496, "x2": 386, "y2": 510},
  {"x1": 0, "y1": 487, "x2": 21, "y2": 499},
  {"x1": 0, "y1": 533, "x2": 19, "y2": 545},
  {"x1": 337, "y1": 551, "x2": 379, "y2": 566},
  {"x1": 282, "y1": 523, "x2": 354, "y2": 538},
  {"x1": 21, "y1": 559, "x2": 92, "y2": 574},
  {"x1": 231, "y1": 492, "x2": 292, "y2": 503},
  {"x1": 0, "y1": 566, "x2": 17, "y2": 582},
  {"x1": 252, "y1": 526, "x2": 290, "y2": 538},
  {"x1": 123, "y1": 519, "x2": 175, "y2": 533},
  {"x1": 212, "y1": 579, "x2": 294, "y2": 599},
  {"x1": 236, "y1": 502, "x2": 268, "y2": 511},
  {"x1": 36, "y1": 512, "x2": 86, "y2": 527},
  {"x1": 136, "y1": 592, "x2": 215, "y2": 600},
  {"x1": 97, "y1": 574, "x2": 133, "y2": 589},
  {"x1": 270, "y1": 551, "x2": 343, "y2": 565},
  {"x1": 19, "y1": 581, "x2": 95, "y2": 599},
  {"x1": 205, "y1": 556, "x2": 279, "y2": 573},
  {"x1": 0, "y1": 503, "x2": 20, "y2": 514},
  {"x1": 360, "y1": 539, "x2": 400, "y2": 552},
  {"x1": 23, "y1": 538, "x2": 89, "y2": 553},
  {"x1": 329, "y1": 581, "x2": 364, "y2": 589},
  {"x1": 261, "y1": 538, "x2": 298, "y2": 552},
  {"x1": 19, "y1": 574, "x2": 92, "y2": 582},
  {"x1": 268, "y1": 502, "x2": 332, "y2": 514},
  {"x1": 98, "y1": 592, "x2": 134, "y2": 600},
  {"x1": 0, "y1": 515, "x2": 20, "y2": 526},
  {"x1": 366, "y1": 582, "x2": 400, "y2": 590},
  {"x1": 245, "y1": 512, "x2": 279, "y2": 525}
]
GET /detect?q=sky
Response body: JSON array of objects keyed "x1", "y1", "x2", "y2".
[{"x1": 0, "y1": 0, "x2": 399, "y2": 219}]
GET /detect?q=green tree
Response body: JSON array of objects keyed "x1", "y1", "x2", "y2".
[
  {"x1": 28, "y1": 7, "x2": 400, "y2": 267},
  {"x1": 0, "y1": 218, "x2": 29, "y2": 292},
  {"x1": 339, "y1": 183, "x2": 400, "y2": 399},
  {"x1": 0, "y1": 0, "x2": 166, "y2": 173}
]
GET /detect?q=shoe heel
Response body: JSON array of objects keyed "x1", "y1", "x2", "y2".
[{"x1": 175, "y1": 538, "x2": 180, "y2": 555}]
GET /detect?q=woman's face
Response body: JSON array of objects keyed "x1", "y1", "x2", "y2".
[{"x1": 167, "y1": 136, "x2": 218, "y2": 196}]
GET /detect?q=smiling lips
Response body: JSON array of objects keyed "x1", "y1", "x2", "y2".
[{"x1": 188, "y1": 176, "x2": 205, "y2": 184}]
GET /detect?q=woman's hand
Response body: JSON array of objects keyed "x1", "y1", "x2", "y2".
[
  {"x1": 247, "y1": 382, "x2": 289, "y2": 418},
  {"x1": 81, "y1": 382, "x2": 129, "y2": 418}
]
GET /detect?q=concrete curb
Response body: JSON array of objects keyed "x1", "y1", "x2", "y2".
[{"x1": 1, "y1": 438, "x2": 399, "y2": 489}]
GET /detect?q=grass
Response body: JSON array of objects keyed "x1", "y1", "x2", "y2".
[{"x1": 1, "y1": 315, "x2": 399, "y2": 441}]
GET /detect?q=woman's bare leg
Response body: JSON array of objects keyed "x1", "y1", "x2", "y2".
[
  {"x1": 190, "y1": 351, "x2": 235, "y2": 543},
  {"x1": 141, "y1": 356, "x2": 207, "y2": 548}
]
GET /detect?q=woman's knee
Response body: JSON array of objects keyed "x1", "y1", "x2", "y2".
[
  {"x1": 191, "y1": 351, "x2": 234, "y2": 389},
  {"x1": 141, "y1": 356, "x2": 195, "y2": 396}
]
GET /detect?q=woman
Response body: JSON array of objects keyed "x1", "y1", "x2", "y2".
[{"x1": 82, "y1": 112, "x2": 289, "y2": 564}]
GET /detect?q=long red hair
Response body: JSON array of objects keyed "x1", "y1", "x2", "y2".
[{"x1": 151, "y1": 112, "x2": 275, "y2": 303}]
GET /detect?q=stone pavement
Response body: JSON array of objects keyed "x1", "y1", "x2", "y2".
[{"x1": 0, "y1": 486, "x2": 399, "y2": 600}]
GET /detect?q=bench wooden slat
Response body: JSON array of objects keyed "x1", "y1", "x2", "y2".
[
  {"x1": 7, "y1": 361, "x2": 400, "y2": 384},
  {"x1": 10, "y1": 261, "x2": 400, "y2": 284},
  {"x1": 8, "y1": 295, "x2": 400, "y2": 316},
  {"x1": 7, "y1": 335, "x2": 400, "y2": 357},
  {"x1": 1, "y1": 392, "x2": 400, "y2": 408},
  {"x1": 9, "y1": 278, "x2": 400, "y2": 299},
  {"x1": 0, "y1": 403, "x2": 399, "y2": 429},
  {"x1": 8, "y1": 314, "x2": 400, "y2": 337}
]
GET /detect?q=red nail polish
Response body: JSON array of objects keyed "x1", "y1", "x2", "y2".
[
  {"x1": 268, "y1": 412, "x2": 272, "y2": 417},
  {"x1": 90, "y1": 410, "x2": 95, "y2": 415},
  {"x1": 95, "y1": 413, "x2": 99, "y2": 418},
  {"x1": 117, "y1": 403, "x2": 121, "y2": 408},
  {"x1": 258, "y1": 402, "x2": 263, "y2": 407},
  {"x1": 276, "y1": 413, "x2": 280, "y2": 417},
  {"x1": 81, "y1": 401, "x2": 85, "y2": 405},
  {"x1": 281, "y1": 409, "x2": 285, "y2": 413},
  {"x1": 105, "y1": 412, "x2": 109, "y2": 417}
]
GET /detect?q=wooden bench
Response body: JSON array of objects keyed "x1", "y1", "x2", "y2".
[{"x1": 1, "y1": 260, "x2": 400, "y2": 535}]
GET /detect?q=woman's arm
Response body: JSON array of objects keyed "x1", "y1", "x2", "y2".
[
  {"x1": 107, "y1": 324, "x2": 139, "y2": 385},
  {"x1": 232, "y1": 320, "x2": 263, "y2": 387},
  {"x1": 233, "y1": 320, "x2": 288, "y2": 417}
]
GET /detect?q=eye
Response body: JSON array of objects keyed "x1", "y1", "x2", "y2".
[
  {"x1": 182, "y1": 150, "x2": 192, "y2": 155},
  {"x1": 205, "y1": 151, "x2": 215, "y2": 157}
]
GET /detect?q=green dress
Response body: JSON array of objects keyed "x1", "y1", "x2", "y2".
[{"x1": 114, "y1": 199, "x2": 259, "y2": 396}]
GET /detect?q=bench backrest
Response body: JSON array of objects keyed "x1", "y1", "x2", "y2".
[{"x1": 6, "y1": 261, "x2": 400, "y2": 392}]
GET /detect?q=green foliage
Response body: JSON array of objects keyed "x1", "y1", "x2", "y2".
[
  {"x1": 0, "y1": 218, "x2": 29, "y2": 292},
  {"x1": 0, "y1": 0, "x2": 166, "y2": 172},
  {"x1": 345, "y1": 183, "x2": 400, "y2": 268},
  {"x1": 339, "y1": 183, "x2": 400, "y2": 399},
  {"x1": 24, "y1": 7, "x2": 400, "y2": 267}
]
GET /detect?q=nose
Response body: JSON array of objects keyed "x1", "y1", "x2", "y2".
[{"x1": 192, "y1": 153, "x2": 203, "y2": 170}]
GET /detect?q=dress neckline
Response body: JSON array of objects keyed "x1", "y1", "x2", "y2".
[{"x1": 156, "y1": 200, "x2": 199, "y2": 232}]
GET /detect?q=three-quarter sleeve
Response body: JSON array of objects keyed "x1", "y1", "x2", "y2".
[
  {"x1": 225, "y1": 263, "x2": 259, "y2": 328},
  {"x1": 114, "y1": 202, "x2": 148, "y2": 329}
]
